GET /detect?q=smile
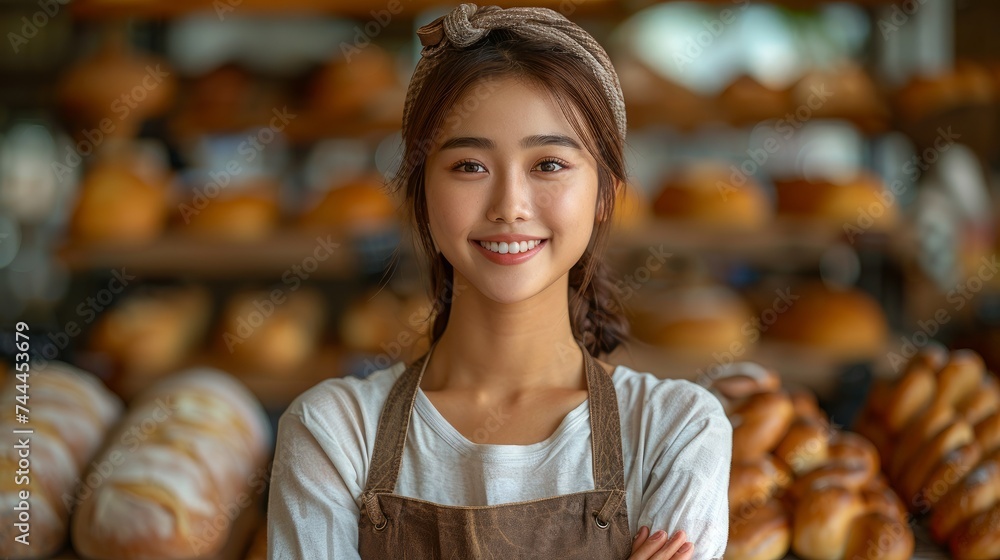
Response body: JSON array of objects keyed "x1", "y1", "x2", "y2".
[{"x1": 476, "y1": 239, "x2": 545, "y2": 254}]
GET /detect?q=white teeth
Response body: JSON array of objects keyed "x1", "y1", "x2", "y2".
[{"x1": 477, "y1": 239, "x2": 544, "y2": 254}]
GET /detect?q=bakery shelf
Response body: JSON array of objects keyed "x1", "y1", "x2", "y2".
[
  {"x1": 57, "y1": 230, "x2": 372, "y2": 279},
  {"x1": 609, "y1": 219, "x2": 916, "y2": 265}
]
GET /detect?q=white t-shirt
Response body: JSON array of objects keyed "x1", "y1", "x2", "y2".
[{"x1": 267, "y1": 361, "x2": 732, "y2": 560}]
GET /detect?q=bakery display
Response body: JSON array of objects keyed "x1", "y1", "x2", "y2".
[
  {"x1": 855, "y1": 346, "x2": 1000, "y2": 558},
  {"x1": 0, "y1": 362, "x2": 123, "y2": 559},
  {"x1": 338, "y1": 288, "x2": 433, "y2": 365},
  {"x1": 718, "y1": 75, "x2": 792, "y2": 127},
  {"x1": 707, "y1": 362, "x2": 914, "y2": 560},
  {"x1": 652, "y1": 162, "x2": 772, "y2": 231},
  {"x1": 71, "y1": 367, "x2": 272, "y2": 560}
]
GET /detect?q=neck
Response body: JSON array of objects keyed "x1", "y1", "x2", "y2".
[{"x1": 421, "y1": 271, "x2": 587, "y2": 396}]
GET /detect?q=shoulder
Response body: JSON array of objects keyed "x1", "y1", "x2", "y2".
[
  {"x1": 612, "y1": 365, "x2": 731, "y2": 458},
  {"x1": 279, "y1": 362, "x2": 406, "y2": 441},
  {"x1": 612, "y1": 365, "x2": 727, "y2": 424}
]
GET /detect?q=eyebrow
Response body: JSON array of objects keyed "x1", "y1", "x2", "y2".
[{"x1": 437, "y1": 134, "x2": 583, "y2": 151}]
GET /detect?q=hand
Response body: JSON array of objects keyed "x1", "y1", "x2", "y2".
[{"x1": 628, "y1": 526, "x2": 694, "y2": 560}]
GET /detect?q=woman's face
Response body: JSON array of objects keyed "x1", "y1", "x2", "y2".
[{"x1": 424, "y1": 75, "x2": 600, "y2": 305}]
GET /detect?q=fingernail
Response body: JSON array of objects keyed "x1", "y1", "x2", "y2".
[
  {"x1": 633, "y1": 528, "x2": 644, "y2": 541},
  {"x1": 650, "y1": 530, "x2": 665, "y2": 541},
  {"x1": 666, "y1": 530, "x2": 681, "y2": 543},
  {"x1": 679, "y1": 542, "x2": 692, "y2": 553}
]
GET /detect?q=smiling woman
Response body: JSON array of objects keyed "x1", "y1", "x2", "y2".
[{"x1": 267, "y1": 4, "x2": 732, "y2": 560}]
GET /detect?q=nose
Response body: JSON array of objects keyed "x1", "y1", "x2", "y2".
[{"x1": 485, "y1": 168, "x2": 534, "y2": 223}]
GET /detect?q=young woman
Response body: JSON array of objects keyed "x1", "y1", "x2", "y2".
[{"x1": 268, "y1": 4, "x2": 732, "y2": 559}]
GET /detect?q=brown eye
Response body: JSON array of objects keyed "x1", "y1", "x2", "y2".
[
  {"x1": 454, "y1": 160, "x2": 486, "y2": 173},
  {"x1": 535, "y1": 159, "x2": 567, "y2": 173}
]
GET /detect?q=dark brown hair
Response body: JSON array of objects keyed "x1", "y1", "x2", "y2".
[{"x1": 390, "y1": 29, "x2": 630, "y2": 358}]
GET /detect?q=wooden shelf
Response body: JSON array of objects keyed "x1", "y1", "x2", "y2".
[
  {"x1": 609, "y1": 219, "x2": 915, "y2": 265},
  {"x1": 56, "y1": 229, "x2": 395, "y2": 279}
]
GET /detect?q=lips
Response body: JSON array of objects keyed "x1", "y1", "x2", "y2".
[{"x1": 470, "y1": 238, "x2": 547, "y2": 265}]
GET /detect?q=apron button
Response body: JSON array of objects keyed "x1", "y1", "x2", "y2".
[{"x1": 593, "y1": 512, "x2": 610, "y2": 529}]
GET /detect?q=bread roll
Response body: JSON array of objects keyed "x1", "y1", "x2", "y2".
[
  {"x1": 71, "y1": 161, "x2": 168, "y2": 245},
  {"x1": 933, "y1": 350, "x2": 986, "y2": 409},
  {"x1": 726, "y1": 498, "x2": 790, "y2": 560},
  {"x1": 828, "y1": 431, "x2": 880, "y2": 482},
  {"x1": 730, "y1": 455, "x2": 793, "y2": 511},
  {"x1": 843, "y1": 512, "x2": 914, "y2": 560},
  {"x1": 306, "y1": 46, "x2": 400, "y2": 119},
  {"x1": 0, "y1": 362, "x2": 122, "y2": 559},
  {"x1": 652, "y1": 162, "x2": 772, "y2": 230},
  {"x1": 219, "y1": 288, "x2": 325, "y2": 376},
  {"x1": 895, "y1": 61, "x2": 995, "y2": 123},
  {"x1": 898, "y1": 420, "x2": 974, "y2": 504},
  {"x1": 883, "y1": 361, "x2": 936, "y2": 434},
  {"x1": 299, "y1": 175, "x2": 397, "y2": 234},
  {"x1": 773, "y1": 173, "x2": 899, "y2": 232},
  {"x1": 71, "y1": 368, "x2": 272, "y2": 560},
  {"x1": 764, "y1": 284, "x2": 888, "y2": 361},
  {"x1": 89, "y1": 285, "x2": 211, "y2": 378},
  {"x1": 974, "y1": 410, "x2": 1000, "y2": 455},
  {"x1": 785, "y1": 463, "x2": 873, "y2": 507},
  {"x1": 730, "y1": 391, "x2": 795, "y2": 462},
  {"x1": 630, "y1": 285, "x2": 755, "y2": 358},
  {"x1": 788, "y1": 388, "x2": 826, "y2": 425},
  {"x1": 178, "y1": 184, "x2": 280, "y2": 242},
  {"x1": 791, "y1": 64, "x2": 888, "y2": 124},
  {"x1": 791, "y1": 485, "x2": 865, "y2": 560},
  {"x1": 774, "y1": 418, "x2": 830, "y2": 476},
  {"x1": 859, "y1": 480, "x2": 908, "y2": 522},
  {"x1": 930, "y1": 454, "x2": 1000, "y2": 542},
  {"x1": 917, "y1": 442, "x2": 983, "y2": 510},
  {"x1": 950, "y1": 501, "x2": 1000, "y2": 560},
  {"x1": 887, "y1": 400, "x2": 956, "y2": 481},
  {"x1": 709, "y1": 362, "x2": 781, "y2": 403},
  {"x1": 958, "y1": 374, "x2": 1000, "y2": 425}
]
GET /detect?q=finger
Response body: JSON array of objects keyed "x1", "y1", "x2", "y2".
[
  {"x1": 668, "y1": 541, "x2": 694, "y2": 560},
  {"x1": 631, "y1": 526, "x2": 649, "y2": 554},
  {"x1": 633, "y1": 529, "x2": 685, "y2": 560}
]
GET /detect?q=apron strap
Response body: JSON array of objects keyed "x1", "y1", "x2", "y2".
[{"x1": 361, "y1": 341, "x2": 628, "y2": 523}]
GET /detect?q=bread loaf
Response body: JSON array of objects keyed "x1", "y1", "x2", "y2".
[
  {"x1": 71, "y1": 368, "x2": 271, "y2": 559},
  {"x1": 0, "y1": 362, "x2": 122, "y2": 559}
]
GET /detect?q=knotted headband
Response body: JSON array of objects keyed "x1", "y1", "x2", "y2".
[{"x1": 403, "y1": 3, "x2": 627, "y2": 142}]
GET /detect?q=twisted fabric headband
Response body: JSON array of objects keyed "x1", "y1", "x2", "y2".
[{"x1": 403, "y1": 3, "x2": 627, "y2": 142}]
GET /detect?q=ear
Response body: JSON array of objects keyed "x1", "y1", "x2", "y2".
[{"x1": 595, "y1": 180, "x2": 621, "y2": 224}]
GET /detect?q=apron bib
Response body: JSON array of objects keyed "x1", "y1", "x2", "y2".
[{"x1": 357, "y1": 342, "x2": 632, "y2": 559}]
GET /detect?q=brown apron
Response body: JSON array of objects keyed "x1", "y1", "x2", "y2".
[{"x1": 357, "y1": 342, "x2": 633, "y2": 559}]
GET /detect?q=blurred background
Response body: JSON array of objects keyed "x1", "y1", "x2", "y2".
[{"x1": 0, "y1": 0, "x2": 999, "y2": 556}]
